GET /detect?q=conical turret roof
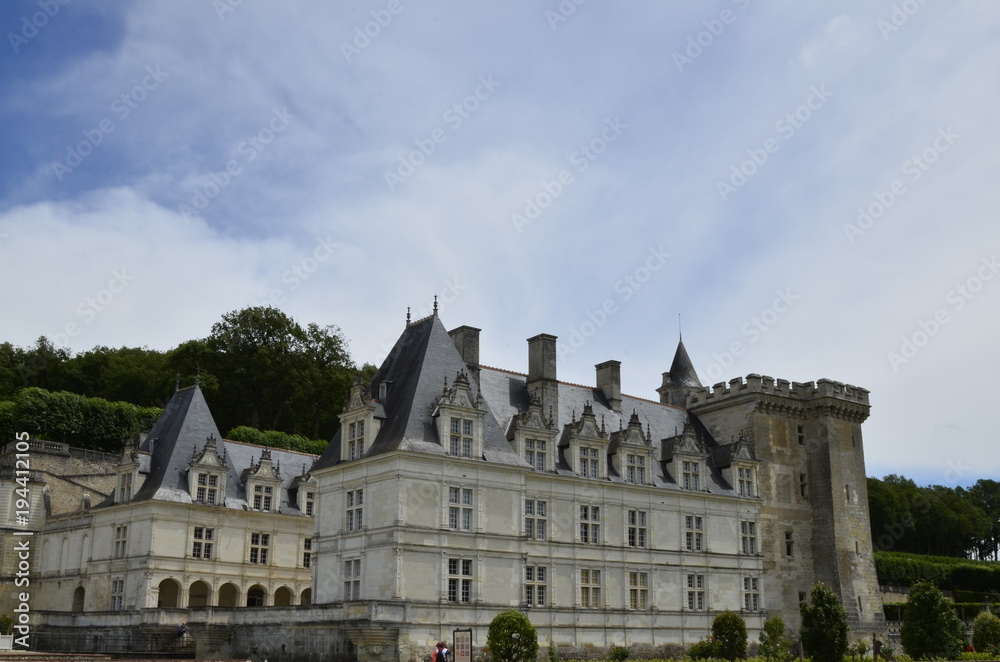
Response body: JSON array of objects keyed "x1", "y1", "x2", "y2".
[{"x1": 668, "y1": 338, "x2": 702, "y2": 388}]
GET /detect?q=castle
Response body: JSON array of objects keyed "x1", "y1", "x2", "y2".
[{"x1": 0, "y1": 311, "x2": 884, "y2": 661}]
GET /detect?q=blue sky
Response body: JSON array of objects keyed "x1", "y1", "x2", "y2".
[{"x1": 1, "y1": 1, "x2": 997, "y2": 486}]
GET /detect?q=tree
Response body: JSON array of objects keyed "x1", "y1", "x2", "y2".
[
  {"x1": 900, "y1": 580, "x2": 965, "y2": 660},
  {"x1": 973, "y1": 610, "x2": 1000, "y2": 653},
  {"x1": 758, "y1": 616, "x2": 793, "y2": 662},
  {"x1": 711, "y1": 611, "x2": 747, "y2": 661},
  {"x1": 800, "y1": 583, "x2": 849, "y2": 662},
  {"x1": 486, "y1": 609, "x2": 538, "y2": 662}
]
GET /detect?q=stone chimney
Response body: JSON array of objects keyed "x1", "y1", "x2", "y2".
[
  {"x1": 448, "y1": 325, "x2": 481, "y2": 381},
  {"x1": 595, "y1": 360, "x2": 622, "y2": 412},
  {"x1": 527, "y1": 334, "x2": 559, "y2": 420}
]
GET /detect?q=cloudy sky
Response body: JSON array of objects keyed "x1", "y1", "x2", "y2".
[{"x1": 1, "y1": 1, "x2": 996, "y2": 486}]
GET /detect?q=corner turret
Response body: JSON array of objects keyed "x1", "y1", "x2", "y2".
[{"x1": 657, "y1": 337, "x2": 702, "y2": 408}]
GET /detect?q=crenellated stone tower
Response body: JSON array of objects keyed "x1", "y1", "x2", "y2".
[{"x1": 684, "y1": 373, "x2": 884, "y2": 634}]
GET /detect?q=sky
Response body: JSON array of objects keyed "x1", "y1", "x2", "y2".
[{"x1": 0, "y1": 1, "x2": 996, "y2": 487}]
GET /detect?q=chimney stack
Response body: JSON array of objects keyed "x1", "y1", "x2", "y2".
[
  {"x1": 448, "y1": 326, "x2": 481, "y2": 381},
  {"x1": 527, "y1": 334, "x2": 559, "y2": 419},
  {"x1": 595, "y1": 360, "x2": 622, "y2": 412}
]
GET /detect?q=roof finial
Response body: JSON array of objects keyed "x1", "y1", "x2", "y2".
[
  {"x1": 678, "y1": 313, "x2": 683, "y2": 341},
  {"x1": 406, "y1": 306, "x2": 411, "y2": 326},
  {"x1": 433, "y1": 295, "x2": 438, "y2": 317}
]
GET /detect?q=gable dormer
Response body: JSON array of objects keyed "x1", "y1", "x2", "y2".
[
  {"x1": 508, "y1": 395, "x2": 558, "y2": 472},
  {"x1": 243, "y1": 448, "x2": 283, "y2": 512},
  {"x1": 433, "y1": 370, "x2": 487, "y2": 459},
  {"x1": 663, "y1": 422, "x2": 708, "y2": 491},
  {"x1": 721, "y1": 432, "x2": 759, "y2": 498},
  {"x1": 115, "y1": 440, "x2": 142, "y2": 503},
  {"x1": 340, "y1": 376, "x2": 378, "y2": 462},
  {"x1": 291, "y1": 467, "x2": 317, "y2": 516},
  {"x1": 559, "y1": 402, "x2": 609, "y2": 479},
  {"x1": 609, "y1": 410, "x2": 653, "y2": 485},
  {"x1": 188, "y1": 434, "x2": 228, "y2": 506}
]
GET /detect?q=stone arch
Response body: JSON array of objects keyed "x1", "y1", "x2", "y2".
[
  {"x1": 246, "y1": 584, "x2": 267, "y2": 607},
  {"x1": 300, "y1": 588, "x2": 312, "y2": 605},
  {"x1": 72, "y1": 586, "x2": 85, "y2": 612},
  {"x1": 273, "y1": 586, "x2": 293, "y2": 607},
  {"x1": 157, "y1": 578, "x2": 181, "y2": 608},
  {"x1": 218, "y1": 583, "x2": 239, "y2": 607},
  {"x1": 189, "y1": 580, "x2": 211, "y2": 607}
]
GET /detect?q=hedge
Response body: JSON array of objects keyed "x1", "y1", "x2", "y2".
[
  {"x1": 875, "y1": 551, "x2": 1000, "y2": 594},
  {"x1": 885, "y1": 602, "x2": 1000, "y2": 623}
]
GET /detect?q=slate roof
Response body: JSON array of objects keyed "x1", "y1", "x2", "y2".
[
  {"x1": 667, "y1": 338, "x2": 702, "y2": 388},
  {"x1": 105, "y1": 384, "x2": 316, "y2": 513}
]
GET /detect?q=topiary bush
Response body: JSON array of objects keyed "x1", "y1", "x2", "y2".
[
  {"x1": 900, "y1": 580, "x2": 966, "y2": 660},
  {"x1": 801, "y1": 583, "x2": 849, "y2": 662},
  {"x1": 972, "y1": 610, "x2": 1000, "y2": 654},
  {"x1": 486, "y1": 609, "x2": 538, "y2": 662},
  {"x1": 758, "y1": 616, "x2": 793, "y2": 662},
  {"x1": 712, "y1": 611, "x2": 747, "y2": 661}
]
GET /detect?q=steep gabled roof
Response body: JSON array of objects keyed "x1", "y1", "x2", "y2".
[{"x1": 312, "y1": 315, "x2": 524, "y2": 470}]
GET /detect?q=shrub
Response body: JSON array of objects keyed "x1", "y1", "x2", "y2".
[
  {"x1": 900, "y1": 580, "x2": 966, "y2": 660},
  {"x1": 0, "y1": 614, "x2": 12, "y2": 636},
  {"x1": 486, "y1": 609, "x2": 538, "y2": 662},
  {"x1": 712, "y1": 611, "x2": 747, "y2": 661},
  {"x1": 801, "y1": 583, "x2": 849, "y2": 662},
  {"x1": 972, "y1": 610, "x2": 1000, "y2": 654},
  {"x1": 547, "y1": 637, "x2": 558, "y2": 662},
  {"x1": 688, "y1": 637, "x2": 721, "y2": 661},
  {"x1": 758, "y1": 616, "x2": 793, "y2": 662},
  {"x1": 609, "y1": 645, "x2": 629, "y2": 661}
]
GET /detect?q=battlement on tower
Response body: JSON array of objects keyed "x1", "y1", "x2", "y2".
[{"x1": 685, "y1": 374, "x2": 870, "y2": 407}]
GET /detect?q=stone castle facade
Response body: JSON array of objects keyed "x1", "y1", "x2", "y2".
[{"x1": 0, "y1": 312, "x2": 884, "y2": 661}]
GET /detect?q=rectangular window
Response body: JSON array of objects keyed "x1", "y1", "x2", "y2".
[
  {"x1": 627, "y1": 510, "x2": 647, "y2": 548},
  {"x1": 743, "y1": 577, "x2": 760, "y2": 612},
  {"x1": 196, "y1": 472, "x2": 218, "y2": 505},
  {"x1": 682, "y1": 460, "x2": 700, "y2": 491},
  {"x1": 305, "y1": 491, "x2": 315, "y2": 516},
  {"x1": 686, "y1": 574, "x2": 705, "y2": 611},
  {"x1": 737, "y1": 467, "x2": 754, "y2": 497},
  {"x1": 249, "y1": 532, "x2": 270, "y2": 565},
  {"x1": 580, "y1": 568, "x2": 602, "y2": 608},
  {"x1": 111, "y1": 578, "x2": 124, "y2": 611},
  {"x1": 447, "y1": 558, "x2": 472, "y2": 603},
  {"x1": 625, "y1": 454, "x2": 646, "y2": 485},
  {"x1": 450, "y1": 418, "x2": 473, "y2": 458},
  {"x1": 799, "y1": 473, "x2": 808, "y2": 499},
  {"x1": 741, "y1": 521, "x2": 757, "y2": 555},
  {"x1": 524, "y1": 565, "x2": 547, "y2": 607},
  {"x1": 344, "y1": 558, "x2": 361, "y2": 600},
  {"x1": 579, "y1": 447, "x2": 599, "y2": 478},
  {"x1": 524, "y1": 499, "x2": 547, "y2": 541},
  {"x1": 114, "y1": 525, "x2": 128, "y2": 558},
  {"x1": 797, "y1": 424, "x2": 805, "y2": 445},
  {"x1": 525, "y1": 439, "x2": 546, "y2": 471},
  {"x1": 580, "y1": 505, "x2": 600, "y2": 544},
  {"x1": 449, "y1": 487, "x2": 473, "y2": 531},
  {"x1": 628, "y1": 571, "x2": 649, "y2": 610},
  {"x1": 348, "y1": 420, "x2": 365, "y2": 460},
  {"x1": 785, "y1": 531, "x2": 794, "y2": 557},
  {"x1": 118, "y1": 473, "x2": 132, "y2": 502},
  {"x1": 252, "y1": 484, "x2": 274, "y2": 512},
  {"x1": 192, "y1": 527, "x2": 214, "y2": 559},
  {"x1": 303, "y1": 538, "x2": 312, "y2": 568},
  {"x1": 684, "y1": 515, "x2": 703, "y2": 552},
  {"x1": 347, "y1": 489, "x2": 364, "y2": 532}
]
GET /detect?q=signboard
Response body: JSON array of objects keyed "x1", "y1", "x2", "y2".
[{"x1": 453, "y1": 628, "x2": 472, "y2": 662}]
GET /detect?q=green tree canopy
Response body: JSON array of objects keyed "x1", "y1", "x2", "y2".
[
  {"x1": 800, "y1": 583, "x2": 849, "y2": 662},
  {"x1": 486, "y1": 609, "x2": 538, "y2": 662}
]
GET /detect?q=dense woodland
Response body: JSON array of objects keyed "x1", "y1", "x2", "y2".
[{"x1": 1, "y1": 306, "x2": 998, "y2": 563}]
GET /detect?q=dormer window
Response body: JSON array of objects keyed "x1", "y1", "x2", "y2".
[
  {"x1": 737, "y1": 466, "x2": 755, "y2": 497},
  {"x1": 682, "y1": 460, "x2": 701, "y2": 491},
  {"x1": 340, "y1": 376, "x2": 378, "y2": 463},
  {"x1": 196, "y1": 473, "x2": 220, "y2": 505},
  {"x1": 348, "y1": 421, "x2": 365, "y2": 460},
  {"x1": 579, "y1": 447, "x2": 600, "y2": 478},
  {"x1": 118, "y1": 472, "x2": 133, "y2": 502},
  {"x1": 525, "y1": 439, "x2": 547, "y2": 471},
  {"x1": 252, "y1": 484, "x2": 274, "y2": 511},
  {"x1": 304, "y1": 490, "x2": 315, "y2": 516},
  {"x1": 450, "y1": 418, "x2": 474, "y2": 457},
  {"x1": 625, "y1": 454, "x2": 646, "y2": 485}
]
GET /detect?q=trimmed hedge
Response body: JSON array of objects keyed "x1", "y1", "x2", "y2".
[
  {"x1": 875, "y1": 551, "x2": 1000, "y2": 593},
  {"x1": 885, "y1": 602, "x2": 1000, "y2": 622},
  {"x1": 226, "y1": 425, "x2": 327, "y2": 455}
]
